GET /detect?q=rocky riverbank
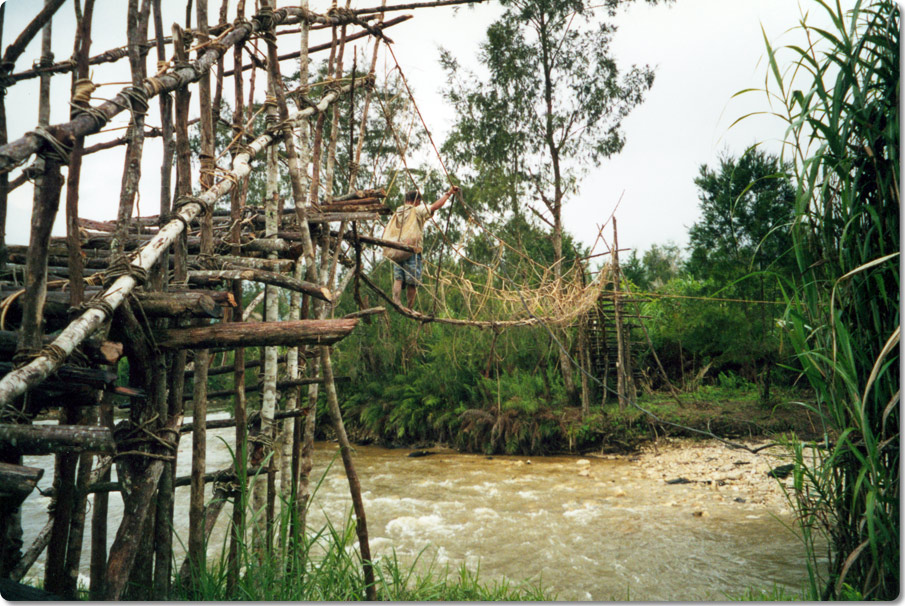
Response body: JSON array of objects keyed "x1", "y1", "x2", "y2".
[{"x1": 591, "y1": 437, "x2": 803, "y2": 514}]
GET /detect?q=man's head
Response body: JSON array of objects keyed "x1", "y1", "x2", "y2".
[{"x1": 404, "y1": 189, "x2": 421, "y2": 205}]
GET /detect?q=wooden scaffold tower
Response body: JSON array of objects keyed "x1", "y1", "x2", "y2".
[
  {"x1": 0, "y1": 0, "x2": 480, "y2": 599},
  {"x1": 577, "y1": 218, "x2": 649, "y2": 414}
]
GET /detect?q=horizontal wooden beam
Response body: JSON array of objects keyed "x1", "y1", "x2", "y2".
[
  {"x1": 0, "y1": 462, "x2": 44, "y2": 504},
  {"x1": 0, "y1": 425, "x2": 115, "y2": 455},
  {"x1": 0, "y1": 331, "x2": 123, "y2": 366},
  {"x1": 155, "y1": 318, "x2": 359, "y2": 350},
  {"x1": 187, "y1": 268, "x2": 331, "y2": 302}
]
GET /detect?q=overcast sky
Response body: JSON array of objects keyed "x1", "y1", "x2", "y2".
[{"x1": 1, "y1": 0, "x2": 828, "y2": 259}]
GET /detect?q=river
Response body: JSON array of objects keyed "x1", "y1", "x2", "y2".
[{"x1": 20, "y1": 413, "x2": 818, "y2": 600}]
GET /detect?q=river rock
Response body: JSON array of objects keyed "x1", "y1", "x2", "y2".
[
  {"x1": 408, "y1": 450, "x2": 435, "y2": 458},
  {"x1": 577, "y1": 459, "x2": 590, "y2": 466},
  {"x1": 767, "y1": 463, "x2": 795, "y2": 478}
]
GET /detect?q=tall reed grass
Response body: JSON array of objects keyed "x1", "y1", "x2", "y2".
[{"x1": 751, "y1": 0, "x2": 899, "y2": 599}]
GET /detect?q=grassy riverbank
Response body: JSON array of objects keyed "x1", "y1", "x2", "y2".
[
  {"x1": 331, "y1": 384, "x2": 821, "y2": 456},
  {"x1": 171, "y1": 510, "x2": 551, "y2": 601}
]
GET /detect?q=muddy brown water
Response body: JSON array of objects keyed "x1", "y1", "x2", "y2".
[{"x1": 20, "y1": 413, "x2": 819, "y2": 600}]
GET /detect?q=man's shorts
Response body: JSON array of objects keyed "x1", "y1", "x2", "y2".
[{"x1": 393, "y1": 253, "x2": 423, "y2": 286}]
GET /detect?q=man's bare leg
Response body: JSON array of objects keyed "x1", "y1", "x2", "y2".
[
  {"x1": 393, "y1": 279, "x2": 403, "y2": 306},
  {"x1": 406, "y1": 285, "x2": 417, "y2": 308}
]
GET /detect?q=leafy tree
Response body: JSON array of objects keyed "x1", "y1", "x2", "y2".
[
  {"x1": 441, "y1": 0, "x2": 668, "y2": 401},
  {"x1": 684, "y1": 149, "x2": 796, "y2": 401},
  {"x1": 687, "y1": 149, "x2": 796, "y2": 281},
  {"x1": 622, "y1": 242, "x2": 684, "y2": 291}
]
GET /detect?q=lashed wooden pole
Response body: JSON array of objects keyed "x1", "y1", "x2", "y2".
[
  {"x1": 0, "y1": 82, "x2": 353, "y2": 408},
  {"x1": 227, "y1": 0, "x2": 248, "y2": 589},
  {"x1": 251, "y1": 5, "x2": 282, "y2": 550},
  {"x1": 188, "y1": 0, "x2": 216, "y2": 582},
  {"x1": 226, "y1": 0, "x2": 249, "y2": 589},
  {"x1": 0, "y1": 6, "x2": 375, "y2": 174}
]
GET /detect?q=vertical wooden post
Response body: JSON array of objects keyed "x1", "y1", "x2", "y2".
[
  {"x1": 188, "y1": 0, "x2": 214, "y2": 581},
  {"x1": 227, "y1": 0, "x2": 248, "y2": 590},
  {"x1": 29, "y1": 4, "x2": 70, "y2": 594},
  {"x1": 60, "y1": 2, "x2": 97, "y2": 595},
  {"x1": 613, "y1": 219, "x2": 627, "y2": 411},
  {"x1": 0, "y1": 3, "x2": 7, "y2": 274},
  {"x1": 111, "y1": 0, "x2": 150, "y2": 255},
  {"x1": 89, "y1": 393, "x2": 114, "y2": 599},
  {"x1": 320, "y1": 346, "x2": 377, "y2": 600},
  {"x1": 151, "y1": 0, "x2": 178, "y2": 597}
]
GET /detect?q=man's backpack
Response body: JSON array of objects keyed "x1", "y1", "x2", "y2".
[{"x1": 380, "y1": 205, "x2": 422, "y2": 263}]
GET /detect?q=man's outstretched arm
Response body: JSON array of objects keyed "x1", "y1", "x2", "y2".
[{"x1": 429, "y1": 185, "x2": 460, "y2": 213}]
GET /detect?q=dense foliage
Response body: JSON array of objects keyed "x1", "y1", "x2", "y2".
[{"x1": 753, "y1": 0, "x2": 899, "y2": 599}]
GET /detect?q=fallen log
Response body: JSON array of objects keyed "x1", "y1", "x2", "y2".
[
  {"x1": 0, "y1": 425, "x2": 115, "y2": 455},
  {"x1": 156, "y1": 318, "x2": 358, "y2": 350}
]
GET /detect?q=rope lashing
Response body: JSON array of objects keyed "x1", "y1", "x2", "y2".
[
  {"x1": 173, "y1": 193, "x2": 210, "y2": 221},
  {"x1": 0, "y1": 288, "x2": 26, "y2": 330},
  {"x1": 248, "y1": 432, "x2": 274, "y2": 450},
  {"x1": 293, "y1": 91, "x2": 321, "y2": 112},
  {"x1": 189, "y1": 252, "x2": 223, "y2": 271},
  {"x1": 0, "y1": 402, "x2": 30, "y2": 424},
  {"x1": 34, "y1": 52, "x2": 55, "y2": 70},
  {"x1": 102, "y1": 254, "x2": 149, "y2": 289},
  {"x1": 29, "y1": 125, "x2": 74, "y2": 164},
  {"x1": 263, "y1": 95, "x2": 279, "y2": 128},
  {"x1": 0, "y1": 60, "x2": 15, "y2": 94},
  {"x1": 119, "y1": 85, "x2": 149, "y2": 117},
  {"x1": 69, "y1": 79, "x2": 111, "y2": 130},
  {"x1": 71, "y1": 78, "x2": 97, "y2": 105},
  {"x1": 101, "y1": 48, "x2": 129, "y2": 62},
  {"x1": 143, "y1": 75, "x2": 167, "y2": 97},
  {"x1": 253, "y1": 5, "x2": 276, "y2": 33},
  {"x1": 72, "y1": 292, "x2": 116, "y2": 321},
  {"x1": 12, "y1": 343, "x2": 67, "y2": 369}
]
